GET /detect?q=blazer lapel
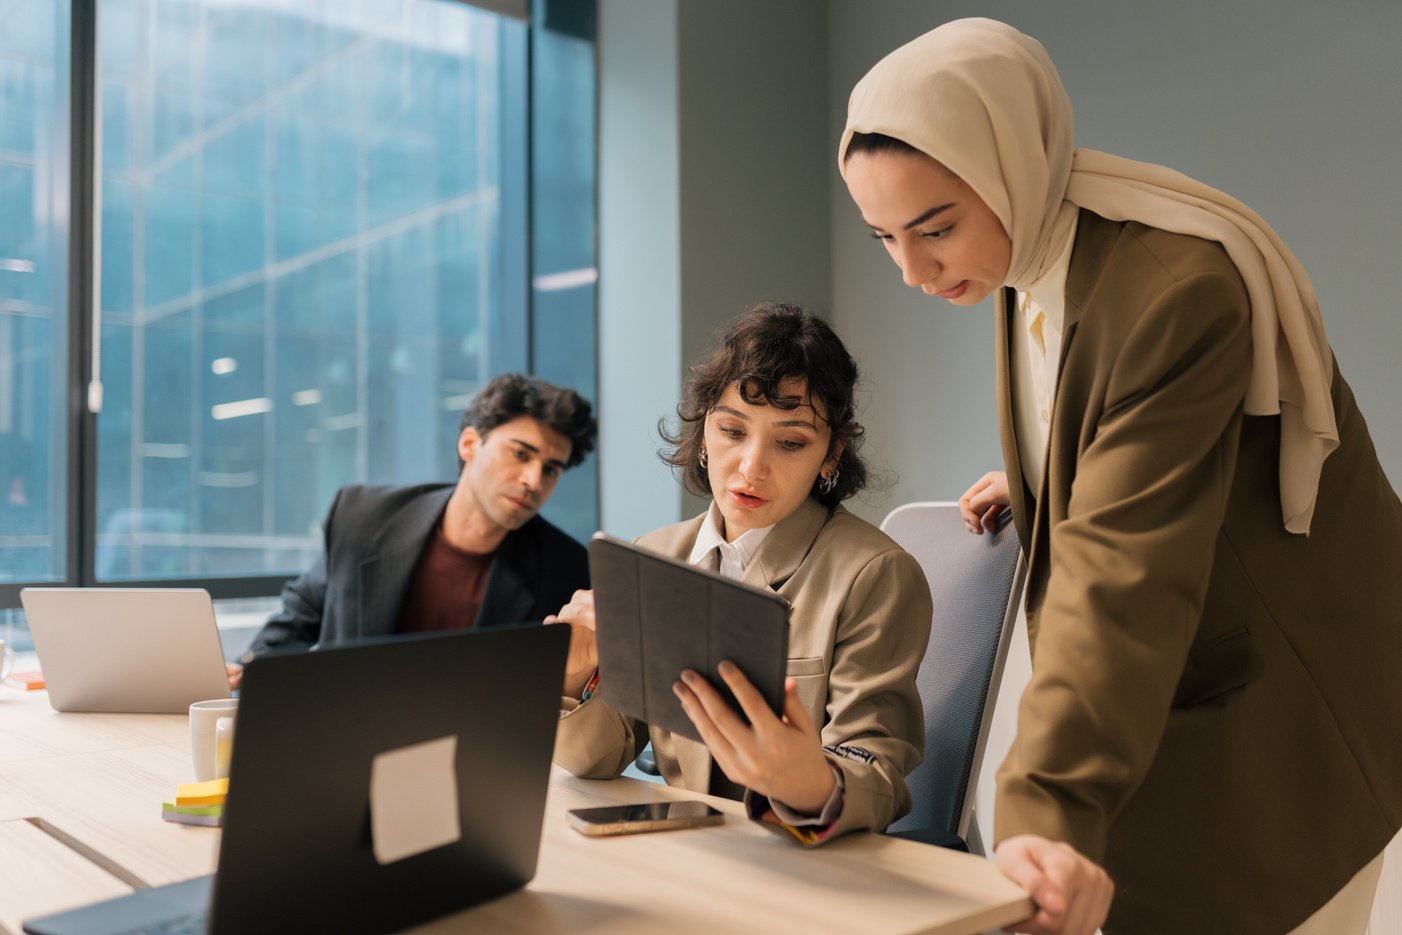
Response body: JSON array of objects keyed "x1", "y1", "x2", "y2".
[
  {"x1": 1021, "y1": 209, "x2": 1105, "y2": 624},
  {"x1": 997, "y1": 286, "x2": 1033, "y2": 553},
  {"x1": 477, "y1": 522, "x2": 540, "y2": 627},
  {"x1": 740, "y1": 497, "x2": 829, "y2": 592},
  {"x1": 357, "y1": 487, "x2": 453, "y2": 638}
]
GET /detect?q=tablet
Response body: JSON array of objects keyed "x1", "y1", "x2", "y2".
[{"x1": 588, "y1": 532, "x2": 790, "y2": 743}]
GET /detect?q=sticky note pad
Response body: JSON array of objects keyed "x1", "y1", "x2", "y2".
[
  {"x1": 175, "y1": 777, "x2": 229, "y2": 806},
  {"x1": 369, "y1": 735, "x2": 461, "y2": 865},
  {"x1": 162, "y1": 802, "x2": 224, "y2": 827},
  {"x1": 4, "y1": 671, "x2": 45, "y2": 691}
]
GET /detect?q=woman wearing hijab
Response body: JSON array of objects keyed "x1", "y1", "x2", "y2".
[
  {"x1": 551, "y1": 303, "x2": 931, "y2": 844},
  {"x1": 840, "y1": 18, "x2": 1401, "y2": 935}
]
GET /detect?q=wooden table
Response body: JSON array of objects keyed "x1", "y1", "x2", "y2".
[{"x1": 0, "y1": 689, "x2": 1032, "y2": 935}]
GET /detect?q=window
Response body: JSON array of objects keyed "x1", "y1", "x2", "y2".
[
  {"x1": 0, "y1": 1, "x2": 69, "y2": 592},
  {"x1": 0, "y1": 0, "x2": 598, "y2": 631}
]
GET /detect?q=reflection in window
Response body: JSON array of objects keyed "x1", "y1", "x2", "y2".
[
  {"x1": 96, "y1": 0, "x2": 525, "y2": 580},
  {"x1": 0, "y1": 0, "x2": 66, "y2": 586}
]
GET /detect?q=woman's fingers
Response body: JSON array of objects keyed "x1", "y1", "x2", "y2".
[
  {"x1": 995, "y1": 835, "x2": 1112, "y2": 935},
  {"x1": 674, "y1": 677, "x2": 740, "y2": 769},
  {"x1": 715, "y1": 660, "x2": 784, "y2": 734},
  {"x1": 958, "y1": 471, "x2": 1012, "y2": 534},
  {"x1": 779, "y1": 677, "x2": 816, "y2": 733},
  {"x1": 675, "y1": 670, "x2": 743, "y2": 730},
  {"x1": 553, "y1": 589, "x2": 597, "y2": 630}
]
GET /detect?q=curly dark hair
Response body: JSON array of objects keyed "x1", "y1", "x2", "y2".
[
  {"x1": 660, "y1": 303, "x2": 868, "y2": 507},
  {"x1": 460, "y1": 373, "x2": 596, "y2": 469}
]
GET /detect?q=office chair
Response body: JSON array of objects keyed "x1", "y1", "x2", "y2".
[{"x1": 880, "y1": 501, "x2": 1025, "y2": 854}]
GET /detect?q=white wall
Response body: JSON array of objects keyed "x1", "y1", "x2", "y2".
[
  {"x1": 826, "y1": 0, "x2": 1402, "y2": 524},
  {"x1": 598, "y1": 0, "x2": 831, "y2": 534},
  {"x1": 597, "y1": 0, "x2": 683, "y2": 538}
]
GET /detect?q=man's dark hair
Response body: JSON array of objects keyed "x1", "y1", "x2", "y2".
[
  {"x1": 660, "y1": 303, "x2": 868, "y2": 507},
  {"x1": 460, "y1": 373, "x2": 596, "y2": 469}
]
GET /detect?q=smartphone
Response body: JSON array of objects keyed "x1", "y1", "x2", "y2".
[{"x1": 566, "y1": 800, "x2": 724, "y2": 836}]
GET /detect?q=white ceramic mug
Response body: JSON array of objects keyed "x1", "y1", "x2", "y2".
[
  {"x1": 189, "y1": 698, "x2": 238, "y2": 781},
  {"x1": 0, "y1": 638, "x2": 14, "y2": 684}
]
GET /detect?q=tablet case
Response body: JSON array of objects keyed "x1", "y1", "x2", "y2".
[{"x1": 588, "y1": 533, "x2": 790, "y2": 743}]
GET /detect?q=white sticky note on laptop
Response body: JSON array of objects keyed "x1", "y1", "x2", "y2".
[{"x1": 369, "y1": 735, "x2": 462, "y2": 865}]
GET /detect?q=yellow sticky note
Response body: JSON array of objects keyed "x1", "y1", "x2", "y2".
[{"x1": 176, "y1": 777, "x2": 229, "y2": 806}]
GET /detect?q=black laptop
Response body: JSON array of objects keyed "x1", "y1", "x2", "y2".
[{"x1": 24, "y1": 625, "x2": 568, "y2": 935}]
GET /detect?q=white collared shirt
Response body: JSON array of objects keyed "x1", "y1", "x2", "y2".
[
  {"x1": 687, "y1": 502, "x2": 774, "y2": 580},
  {"x1": 1010, "y1": 214, "x2": 1078, "y2": 494}
]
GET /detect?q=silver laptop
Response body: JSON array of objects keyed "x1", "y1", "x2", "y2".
[{"x1": 20, "y1": 588, "x2": 232, "y2": 713}]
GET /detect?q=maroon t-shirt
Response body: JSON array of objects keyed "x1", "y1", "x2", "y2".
[{"x1": 395, "y1": 523, "x2": 495, "y2": 634}]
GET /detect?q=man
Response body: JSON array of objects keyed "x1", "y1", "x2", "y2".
[{"x1": 230, "y1": 373, "x2": 596, "y2": 685}]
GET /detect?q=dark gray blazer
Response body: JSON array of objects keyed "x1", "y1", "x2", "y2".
[{"x1": 246, "y1": 483, "x2": 589, "y2": 656}]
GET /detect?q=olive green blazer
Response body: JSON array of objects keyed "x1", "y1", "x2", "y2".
[
  {"x1": 994, "y1": 209, "x2": 1402, "y2": 934},
  {"x1": 553, "y1": 498, "x2": 932, "y2": 842}
]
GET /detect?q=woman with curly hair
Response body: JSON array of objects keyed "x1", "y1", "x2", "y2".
[{"x1": 551, "y1": 302, "x2": 932, "y2": 844}]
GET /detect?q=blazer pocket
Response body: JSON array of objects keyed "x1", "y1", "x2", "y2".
[
  {"x1": 786, "y1": 657, "x2": 828, "y2": 725},
  {"x1": 786, "y1": 656, "x2": 826, "y2": 678},
  {"x1": 1171, "y1": 626, "x2": 1263, "y2": 709}
]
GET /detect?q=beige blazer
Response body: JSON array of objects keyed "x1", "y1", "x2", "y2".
[
  {"x1": 994, "y1": 210, "x2": 1402, "y2": 934},
  {"x1": 553, "y1": 497, "x2": 932, "y2": 842}
]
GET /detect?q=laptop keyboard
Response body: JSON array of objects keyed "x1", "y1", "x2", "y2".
[{"x1": 117, "y1": 912, "x2": 207, "y2": 935}]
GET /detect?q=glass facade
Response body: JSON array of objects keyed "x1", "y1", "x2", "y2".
[
  {"x1": 0, "y1": 0, "x2": 598, "y2": 627},
  {"x1": 0, "y1": 0, "x2": 67, "y2": 588},
  {"x1": 96, "y1": 0, "x2": 524, "y2": 580}
]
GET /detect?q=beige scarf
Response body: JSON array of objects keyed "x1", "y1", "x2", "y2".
[{"x1": 840, "y1": 17, "x2": 1335, "y2": 534}]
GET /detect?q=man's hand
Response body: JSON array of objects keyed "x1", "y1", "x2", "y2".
[
  {"x1": 226, "y1": 662, "x2": 243, "y2": 690},
  {"x1": 995, "y1": 835, "x2": 1113, "y2": 935},
  {"x1": 546, "y1": 589, "x2": 597, "y2": 698},
  {"x1": 674, "y1": 664, "x2": 835, "y2": 815},
  {"x1": 959, "y1": 470, "x2": 1010, "y2": 534}
]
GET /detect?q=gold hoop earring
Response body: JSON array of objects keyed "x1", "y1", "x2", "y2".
[
  {"x1": 698, "y1": 446, "x2": 708, "y2": 469},
  {"x1": 819, "y1": 466, "x2": 839, "y2": 495}
]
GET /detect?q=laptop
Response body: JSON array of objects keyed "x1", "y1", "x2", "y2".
[
  {"x1": 23, "y1": 624, "x2": 568, "y2": 935},
  {"x1": 20, "y1": 588, "x2": 232, "y2": 713}
]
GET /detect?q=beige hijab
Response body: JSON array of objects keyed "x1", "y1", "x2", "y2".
[{"x1": 840, "y1": 18, "x2": 1335, "y2": 534}]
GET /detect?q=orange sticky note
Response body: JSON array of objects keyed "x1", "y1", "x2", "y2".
[{"x1": 4, "y1": 671, "x2": 45, "y2": 691}]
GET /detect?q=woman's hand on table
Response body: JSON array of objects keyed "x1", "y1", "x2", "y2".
[{"x1": 995, "y1": 834, "x2": 1113, "y2": 935}]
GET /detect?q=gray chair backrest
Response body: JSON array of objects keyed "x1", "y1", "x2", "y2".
[{"x1": 880, "y1": 502, "x2": 1025, "y2": 849}]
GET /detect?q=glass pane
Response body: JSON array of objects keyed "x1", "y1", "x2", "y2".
[
  {"x1": 0, "y1": 0, "x2": 67, "y2": 587},
  {"x1": 531, "y1": 6, "x2": 597, "y2": 543},
  {"x1": 95, "y1": 0, "x2": 528, "y2": 580}
]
